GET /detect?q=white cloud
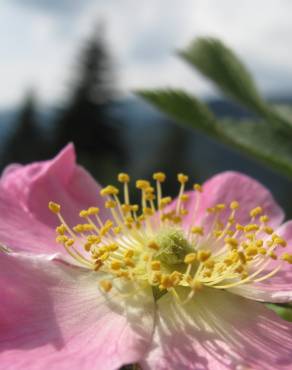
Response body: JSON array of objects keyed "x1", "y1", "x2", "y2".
[{"x1": 0, "y1": 0, "x2": 291, "y2": 108}]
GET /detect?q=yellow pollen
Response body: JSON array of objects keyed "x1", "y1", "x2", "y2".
[
  {"x1": 136, "y1": 180, "x2": 150, "y2": 189},
  {"x1": 111, "y1": 260, "x2": 122, "y2": 270},
  {"x1": 264, "y1": 226, "x2": 274, "y2": 235},
  {"x1": 250, "y1": 206, "x2": 262, "y2": 218},
  {"x1": 282, "y1": 253, "x2": 292, "y2": 264},
  {"x1": 118, "y1": 173, "x2": 130, "y2": 183},
  {"x1": 191, "y1": 226, "x2": 204, "y2": 235},
  {"x1": 198, "y1": 250, "x2": 211, "y2": 262},
  {"x1": 177, "y1": 173, "x2": 188, "y2": 184},
  {"x1": 193, "y1": 183, "x2": 203, "y2": 192},
  {"x1": 151, "y1": 260, "x2": 161, "y2": 271},
  {"x1": 48, "y1": 201, "x2": 61, "y2": 214},
  {"x1": 48, "y1": 171, "x2": 291, "y2": 297},
  {"x1": 99, "y1": 280, "x2": 112, "y2": 292},
  {"x1": 100, "y1": 185, "x2": 119, "y2": 196},
  {"x1": 184, "y1": 253, "x2": 197, "y2": 264},
  {"x1": 124, "y1": 249, "x2": 134, "y2": 258},
  {"x1": 153, "y1": 172, "x2": 166, "y2": 182},
  {"x1": 260, "y1": 215, "x2": 269, "y2": 223},
  {"x1": 148, "y1": 241, "x2": 160, "y2": 250}
]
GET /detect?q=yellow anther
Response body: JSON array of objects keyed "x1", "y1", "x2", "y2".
[
  {"x1": 84, "y1": 242, "x2": 92, "y2": 252},
  {"x1": 235, "y1": 265, "x2": 244, "y2": 274},
  {"x1": 94, "y1": 260, "x2": 103, "y2": 271},
  {"x1": 124, "y1": 249, "x2": 134, "y2": 258},
  {"x1": 143, "y1": 254, "x2": 150, "y2": 262},
  {"x1": 224, "y1": 237, "x2": 238, "y2": 248},
  {"x1": 121, "y1": 204, "x2": 132, "y2": 214},
  {"x1": 250, "y1": 206, "x2": 262, "y2": 218},
  {"x1": 169, "y1": 271, "x2": 182, "y2": 285},
  {"x1": 65, "y1": 238, "x2": 75, "y2": 247},
  {"x1": 177, "y1": 173, "x2": 188, "y2": 184},
  {"x1": 191, "y1": 279, "x2": 202, "y2": 292},
  {"x1": 87, "y1": 235, "x2": 101, "y2": 243},
  {"x1": 193, "y1": 183, "x2": 203, "y2": 192},
  {"x1": 198, "y1": 250, "x2": 211, "y2": 262},
  {"x1": 100, "y1": 185, "x2": 119, "y2": 196},
  {"x1": 259, "y1": 247, "x2": 267, "y2": 255},
  {"x1": 260, "y1": 215, "x2": 269, "y2": 223},
  {"x1": 136, "y1": 180, "x2": 150, "y2": 189},
  {"x1": 125, "y1": 257, "x2": 135, "y2": 267},
  {"x1": 282, "y1": 253, "x2": 292, "y2": 264},
  {"x1": 230, "y1": 201, "x2": 239, "y2": 210},
  {"x1": 269, "y1": 252, "x2": 278, "y2": 260},
  {"x1": 159, "y1": 197, "x2": 172, "y2": 208},
  {"x1": 207, "y1": 207, "x2": 215, "y2": 213},
  {"x1": 113, "y1": 226, "x2": 121, "y2": 234},
  {"x1": 152, "y1": 272, "x2": 162, "y2": 283},
  {"x1": 245, "y1": 246, "x2": 258, "y2": 257},
  {"x1": 100, "y1": 252, "x2": 109, "y2": 261},
  {"x1": 88, "y1": 207, "x2": 100, "y2": 215},
  {"x1": 191, "y1": 226, "x2": 204, "y2": 236},
  {"x1": 180, "y1": 209, "x2": 189, "y2": 216},
  {"x1": 256, "y1": 240, "x2": 263, "y2": 247},
  {"x1": 143, "y1": 207, "x2": 154, "y2": 216},
  {"x1": 48, "y1": 201, "x2": 61, "y2": 214},
  {"x1": 105, "y1": 200, "x2": 117, "y2": 209},
  {"x1": 117, "y1": 271, "x2": 130, "y2": 279},
  {"x1": 263, "y1": 226, "x2": 274, "y2": 235},
  {"x1": 244, "y1": 224, "x2": 260, "y2": 232},
  {"x1": 161, "y1": 274, "x2": 173, "y2": 289},
  {"x1": 131, "y1": 204, "x2": 139, "y2": 212},
  {"x1": 56, "y1": 235, "x2": 68, "y2": 244},
  {"x1": 215, "y1": 203, "x2": 226, "y2": 211},
  {"x1": 228, "y1": 216, "x2": 235, "y2": 224},
  {"x1": 204, "y1": 259, "x2": 215, "y2": 269},
  {"x1": 56, "y1": 224, "x2": 67, "y2": 235},
  {"x1": 108, "y1": 244, "x2": 119, "y2": 252},
  {"x1": 172, "y1": 216, "x2": 182, "y2": 224},
  {"x1": 153, "y1": 172, "x2": 166, "y2": 182},
  {"x1": 111, "y1": 260, "x2": 122, "y2": 270},
  {"x1": 184, "y1": 253, "x2": 197, "y2": 264},
  {"x1": 148, "y1": 241, "x2": 160, "y2": 251},
  {"x1": 274, "y1": 237, "x2": 287, "y2": 247},
  {"x1": 213, "y1": 230, "x2": 223, "y2": 238},
  {"x1": 83, "y1": 224, "x2": 94, "y2": 232},
  {"x1": 151, "y1": 260, "x2": 161, "y2": 271},
  {"x1": 236, "y1": 224, "x2": 244, "y2": 231},
  {"x1": 79, "y1": 210, "x2": 89, "y2": 218},
  {"x1": 180, "y1": 194, "x2": 189, "y2": 202},
  {"x1": 99, "y1": 280, "x2": 112, "y2": 293},
  {"x1": 73, "y1": 224, "x2": 84, "y2": 233},
  {"x1": 238, "y1": 251, "x2": 246, "y2": 264},
  {"x1": 118, "y1": 173, "x2": 130, "y2": 183},
  {"x1": 224, "y1": 257, "x2": 233, "y2": 266}
]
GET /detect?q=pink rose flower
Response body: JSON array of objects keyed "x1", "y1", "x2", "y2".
[{"x1": 1, "y1": 144, "x2": 292, "y2": 370}]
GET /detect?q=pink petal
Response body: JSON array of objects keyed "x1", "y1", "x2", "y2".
[
  {"x1": 229, "y1": 220, "x2": 292, "y2": 303},
  {"x1": 0, "y1": 144, "x2": 110, "y2": 253},
  {"x1": 141, "y1": 288, "x2": 292, "y2": 370},
  {"x1": 171, "y1": 171, "x2": 284, "y2": 231},
  {"x1": 0, "y1": 252, "x2": 155, "y2": 370}
]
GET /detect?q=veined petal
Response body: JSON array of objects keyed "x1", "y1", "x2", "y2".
[
  {"x1": 229, "y1": 221, "x2": 292, "y2": 303},
  {"x1": 182, "y1": 171, "x2": 284, "y2": 231},
  {"x1": 141, "y1": 288, "x2": 292, "y2": 370},
  {"x1": 0, "y1": 252, "x2": 155, "y2": 370},
  {"x1": 0, "y1": 144, "x2": 110, "y2": 253}
]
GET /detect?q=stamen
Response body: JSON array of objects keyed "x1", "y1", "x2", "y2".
[{"x1": 48, "y1": 172, "x2": 291, "y2": 300}]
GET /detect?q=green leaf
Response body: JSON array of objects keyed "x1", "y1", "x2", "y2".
[
  {"x1": 179, "y1": 37, "x2": 292, "y2": 133},
  {"x1": 266, "y1": 304, "x2": 292, "y2": 322},
  {"x1": 137, "y1": 89, "x2": 292, "y2": 178}
]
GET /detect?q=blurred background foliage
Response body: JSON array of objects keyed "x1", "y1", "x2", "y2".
[{"x1": 0, "y1": 9, "x2": 292, "y2": 322}]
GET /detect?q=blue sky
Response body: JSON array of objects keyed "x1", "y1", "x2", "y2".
[{"x1": 0, "y1": 0, "x2": 292, "y2": 108}]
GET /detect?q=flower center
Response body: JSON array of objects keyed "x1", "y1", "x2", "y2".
[{"x1": 49, "y1": 172, "x2": 292, "y2": 302}]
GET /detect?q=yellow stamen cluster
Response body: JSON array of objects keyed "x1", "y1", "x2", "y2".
[{"x1": 49, "y1": 172, "x2": 292, "y2": 299}]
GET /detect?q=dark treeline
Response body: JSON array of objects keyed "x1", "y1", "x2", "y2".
[{"x1": 1, "y1": 22, "x2": 192, "y2": 192}]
